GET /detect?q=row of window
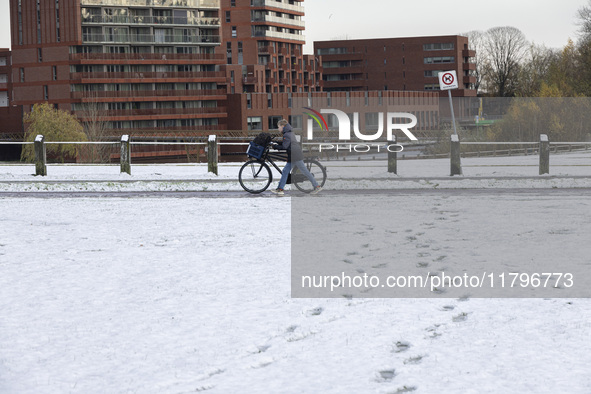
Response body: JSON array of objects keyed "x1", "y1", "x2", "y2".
[
  {"x1": 107, "y1": 118, "x2": 219, "y2": 129},
  {"x1": 317, "y1": 42, "x2": 455, "y2": 56},
  {"x1": 71, "y1": 100, "x2": 218, "y2": 111}
]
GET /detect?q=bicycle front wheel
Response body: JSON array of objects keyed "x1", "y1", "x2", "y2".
[
  {"x1": 293, "y1": 159, "x2": 327, "y2": 193},
  {"x1": 239, "y1": 160, "x2": 273, "y2": 193}
]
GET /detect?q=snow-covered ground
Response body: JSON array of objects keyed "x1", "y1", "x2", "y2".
[
  {"x1": 0, "y1": 150, "x2": 590, "y2": 192},
  {"x1": 1, "y1": 153, "x2": 591, "y2": 393}
]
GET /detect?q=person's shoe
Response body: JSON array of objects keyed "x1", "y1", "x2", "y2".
[
  {"x1": 310, "y1": 186, "x2": 322, "y2": 195},
  {"x1": 270, "y1": 188, "x2": 284, "y2": 196}
]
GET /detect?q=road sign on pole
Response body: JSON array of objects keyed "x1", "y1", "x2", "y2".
[
  {"x1": 438, "y1": 70, "x2": 459, "y2": 135},
  {"x1": 438, "y1": 71, "x2": 459, "y2": 90}
]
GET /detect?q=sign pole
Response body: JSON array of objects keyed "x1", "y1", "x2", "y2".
[
  {"x1": 438, "y1": 70, "x2": 459, "y2": 136},
  {"x1": 448, "y1": 89, "x2": 458, "y2": 135}
]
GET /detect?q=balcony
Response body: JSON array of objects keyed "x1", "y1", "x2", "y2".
[
  {"x1": 322, "y1": 79, "x2": 366, "y2": 88},
  {"x1": 71, "y1": 88, "x2": 226, "y2": 100},
  {"x1": 70, "y1": 52, "x2": 225, "y2": 62},
  {"x1": 462, "y1": 49, "x2": 476, "y2": 58},
  {"x1": 257, "y1": 46, "x2": 275, "y2": 55},
  {"x1": 243, "y1": 76, "x2": 258, "y2": 84},
  {"x1": 82, "y1": 15, "x2": 220, "y2": 28},
  {"x1": 81, "y1": 0, "x2": 220, "y2": 8},
  {"x1": 250, "y1": 0, "x2": 304, "y2": 14},
  {"x1": 74, "y1": 106, "x2": 227, "y2": 120},
  {"x1": 252, "y1": 29, "x2": 305, "y2": 43},
  {"x1": 0, "y1": 83, "x2": 7, "y2": 91},
  {"x1": 82, "y1": 33, "x2": 221, "y2": 45},
  {"x1": 70, "y1": 71, "x2": 226, "y2": 81},
  {"x1": 463, "y1": 62, "x2": 476, "y2": 71},
  {"x1": 251, "y1": 15, "x2": 305, "y2": 28},
  {"x1": 463, "y1": 75, "x2": 477, "y2": 84},
  {"x1": 319, "y1": 52, "x2": 364, "y2": 62},
  {"x1": 323, "y1": 66, "x2": 364, "y2": 75}
]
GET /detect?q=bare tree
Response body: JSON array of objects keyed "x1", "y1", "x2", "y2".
[
  {"x1": 482, "y1": 26, "x2": 529, "y2": 97},
  {"x1": 577, "y1": 0, "x2": 591, "y2": 39},
  {"x1": 516, "y1": 43, "x2": 558, "y2": 96},
  {"x1": 462, "y1": 30, "x2": 486, "y2": 94},
  {"x1": 78, "y1": 92, "x2": 113, "y2": 163}
]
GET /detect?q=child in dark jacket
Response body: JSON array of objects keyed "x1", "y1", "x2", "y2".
[{"x1": 271, "y1": 119, "x2": 322, "y2": 196}]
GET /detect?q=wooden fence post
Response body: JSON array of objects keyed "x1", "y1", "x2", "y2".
[
  {"x1": 34, "y1": 135, "x2": 47, "y2": 176},
  {"x1": 208, "y1": 134, "x2": 218, "y2": 175},
  {"x1": 450, "y1": 134, "x2": 462, "y2": 176},
  {"x1": 120, "y1": 134, "x2": 131, "y2": 175},
  {"x1": 539, "y1": 134, "x2": 550, "y2": 175},
  {"x1": 387, "y1": 136, "x2": 397, "y2": 174}
]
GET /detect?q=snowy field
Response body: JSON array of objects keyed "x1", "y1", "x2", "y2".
[{"x1": 1, "y1": 153, "x2": 591, "y2": 393}]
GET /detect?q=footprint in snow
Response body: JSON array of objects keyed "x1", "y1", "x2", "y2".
[
  {"x1": 305, "y1": 307, "x2": 323, "y2": 317},
  {"x1": 395, "y1": 386, "x2": 417, "y2": 393},
  {"x1": 376, "y1": 369, "x2": 396, "y2": 382},
  {"x1": 403, "y1": 355, "x2": 424, "y2": 365},
  {"x1": 393, "y1": 341, "x2": 411, "y2": 353},
  {"x1": 452, "y1": 312, "x2": 469, "y2": 322}
]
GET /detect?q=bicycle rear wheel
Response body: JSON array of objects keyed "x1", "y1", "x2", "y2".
[
  {"x1": 239, "y1": 160, "x2": 273, "y2": 193},
  {"x1": 293, "y1": 159, "x2": 327, "y2": 193}
]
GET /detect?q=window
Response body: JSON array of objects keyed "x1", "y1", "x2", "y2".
[
  {"x1": 289, "y1": 115, "x2": 302, "y2": 130},
  {"x1": 246, "y1": 93, "x2": 251, "y2": 109},
  {"x1": 268, "y1": 115, "x2": 281, "y2": 129},
  {"x1": 38, "y1": 48, "x2": 43, "y2": 62},
  {"x1": 52, "y1": 66, "x2": 57, "y2": 81},
  {"x1": 226, "y1": 11, "x2": 231, "y2": 22},
  {"x1": 55, "y1": 0, "x2": 61, "y2": 42},
  {"x1": 20, "y1": 68, "x2": 25, "y2": 83},
  {"x1": 238, "y1": 42, "x2": 243, "y2": 64},
  {"x1": 232, "y1": 26, "x2": 237, "y2": 38},
  {"x1": 267, "y1": 93, "x2": 272, "y2": 108},
  {"x1": 424, "y1": 56, "x2": 455, "y2": 64},
  {"x1": 44, "y1": 85, "x2": 49, "y2": 100},
  {"x1": 365, "y1": 113, "x2": 380, "y2": 129},
  {"x1": 36, "y1": 0, "x2": 41, "y2": 44},
  {"x1": 18, "y1": 0, "x2": 23, "y2": 45},
  {"x1": 231, "y1": 0, "x2": 236, "y2": 6},
  {"x1": 423, "y1": 43, "x2": 454, "y2": 51},
  {"x1": 424, "y1": 70, "x2": 444, "y2": 77},
  {"x1": 226, "y1": 42, "x2": 232, "y2": 64},
  {"x1": 316, "y1": 47, "x2": 348, "y2": 55},
  {"x1": 247, "y1": 116, "x2": 262, "y2": 131}
]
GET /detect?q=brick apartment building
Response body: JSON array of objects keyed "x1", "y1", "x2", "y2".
[
  {"x1": 216, "y1": 0, "x2": 322, "y2": 95},
  {"x1": 314, "y1": 36, "x2": 477, "y2": 97},
  {"x1": 9, "y1": 0, "x2": 227, "y2": 137},
  {"x1": 3, "y1": 1, "x2": 469, "y2": 161},
  {"x1": 0, "y1": 48, "x2": 25, "y2": 160}
]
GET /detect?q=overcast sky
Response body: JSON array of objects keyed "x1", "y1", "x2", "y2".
[{"x1": 0, "y1": 0, "x2": 587, "y2": 52}]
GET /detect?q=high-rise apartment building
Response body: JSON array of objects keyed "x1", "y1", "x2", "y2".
[
  {"x1": 9, "y1": 0, "x2": 227, "y2": 136},
  {"x1": 315, "y1": 36, "x2": 477, "y2": 97},
  {"x1": 217, "y1": 0, "x2": 321, "y2": 94}
]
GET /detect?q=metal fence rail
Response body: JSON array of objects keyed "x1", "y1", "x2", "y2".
[{"x1": 1, "y1": 134, "x2": 589, "y2": 177}]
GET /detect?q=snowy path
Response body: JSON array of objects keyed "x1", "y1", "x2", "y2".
[{"x1": 1, "y1": 193, "x2": 590, "y2": 393}]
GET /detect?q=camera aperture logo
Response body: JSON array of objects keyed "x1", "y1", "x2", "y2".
[{"x1": 304, "y1": 108, "x2": 418, "y2": 153}]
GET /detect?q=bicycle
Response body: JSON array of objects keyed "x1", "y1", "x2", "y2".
[{"x1": 239, "y1": 140, "x2": 327, "y2": 194}]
